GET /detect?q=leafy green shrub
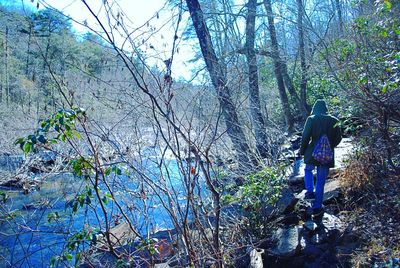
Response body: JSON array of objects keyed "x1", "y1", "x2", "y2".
[{"x1": 223, "y1": 166, "x2": 285, "y2": 234}]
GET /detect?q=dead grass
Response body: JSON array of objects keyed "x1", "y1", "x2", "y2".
[
  {"x1": 339, "y1": 149, "x2": 386, "y2": 196},
  {"x1": 338, "y1": 151, "x2": 400, "y2": 267}
]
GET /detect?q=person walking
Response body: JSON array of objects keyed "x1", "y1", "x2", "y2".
[{"x1": 299, "y1": 99, "x2": 342, "y2": 216}]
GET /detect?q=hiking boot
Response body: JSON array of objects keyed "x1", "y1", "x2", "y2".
[
  {"x1": 312, "y1": 207, "x2": 324, "y2": 217},
  {"x1": 304, "y1": 192, "x2": 315, "y2": 200}
]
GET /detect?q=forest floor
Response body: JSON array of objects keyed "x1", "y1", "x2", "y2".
[
  {"x1": 267, "y1": 137, "x2": 400, "y2": 268},
  {"x1": 339, "y1": 170, "x2": 400, "y2": 267}
]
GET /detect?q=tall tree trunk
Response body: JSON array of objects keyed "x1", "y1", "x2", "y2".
[
  {"x1": 185, "y1": 0, "x2": 253, "y2": 168},
  {"x1": 280, "y1": 61, "x2": 308, "y2": 117},
  {"x1": 245, "y1": 0, "x2": 269, "y2": 157},
  {"x1": 297, "y1": 0, "x2": 310, "y2": 113},
  {"x1": 263, "y1": 0, "x2": 294, "y2": 132},
  {"x1": 5, "y1": 26, "x2": 10, "y2": 105},
  {"x1": 335, "y1": 0, "x2": 343, "y2": 32},
  {"x1": 185, "y1": 0, "x2": 254, "y2": 264},
  {"x1": 25, "y1": 25, "x2": 32, "y2": 76},
  {"x1": 41, "y1": 37, "x2": 50, "y2": 112},
  {"x1": 23, "y1": 25, "x2": 33, "y2": 110}
]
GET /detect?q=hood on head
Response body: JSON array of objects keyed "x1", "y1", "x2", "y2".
[{"x1": 311, "y1": 99, "x2": 328, "y2": 115}]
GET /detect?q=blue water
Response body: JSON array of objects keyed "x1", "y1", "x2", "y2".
[{"x1": 0, "y1": 152, "x2": 204, "y2": 267}]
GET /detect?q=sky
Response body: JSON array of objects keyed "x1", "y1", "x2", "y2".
[{"x1": 6, "y1": 0, "x2": 198, "y2": 81}]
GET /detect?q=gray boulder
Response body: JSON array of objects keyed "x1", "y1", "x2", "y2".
[
  {"x1": 322, "y1": 179, "x2": 341, "y2": 202},
  {"x1": 295, "y1": 179, "x2": 341, "y2": 203},
  {"x1": 270, "y1": 227, "x2": 304, "y2": 257},
  {"x1": 263, "y1": 187, "x2": 298, "y2": 217}
]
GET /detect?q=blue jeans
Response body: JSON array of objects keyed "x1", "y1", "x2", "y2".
[{"x1": 304, "y1": 164, "x2": 329, "y2": 209}]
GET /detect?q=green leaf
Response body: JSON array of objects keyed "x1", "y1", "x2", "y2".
[
  {"x1": 384, "y1": 0, "x2": 392, "y2": 11},
  {"x1": 38, "y1": 135, "x2": 46, "y2": 144},
  {"x1": 28, "y1": 135, "x2": 37, "y2": 144},
  {"x1": 23, "y1": 142, "x2": 32, "y2": 153},
  {"x1": 42, "y1": 124, "x2": 50, "y2": 132},
  {"x1": 48, "y1": 213, "x2": 54, "y2": 223},
  {"x1": 50, "y1": 256, "x2": 57, "y2": 267},
  {"x1": 75, "y1": 252, "x2": 81, "y2": 264},
  {"x1": 14, "y1": 137, "x2": 24, "y2": 145},
  {"x1": 72, "y1": 202, "x2": 78, "y2": 213},
  {"x1": 59, "y1": 116, "x2": 65, "y2": 125},
  {"x1": 102, "y1": 196, "x2": 108, "y2": 204},
  {"x1": 74, "y1": 132, "x2": 81, "y2": 139},
  {"x1": 111, "y1": 166, "x2": 122, "y2": 175},
  {"x1": 64, "y1": 252, "x2": 73, "y2": 261}
]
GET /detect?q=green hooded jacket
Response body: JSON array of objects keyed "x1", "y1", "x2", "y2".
[{"x1": 299, "y1": 100, "x2": 342, "y2": 167}]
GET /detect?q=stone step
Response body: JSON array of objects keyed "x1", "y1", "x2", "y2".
[
  {"x1": 270, "y1": 213, "x2": 345, "y2": 258},
  {"x1": 295, "y1": 179, "x2": 341, "y2": 202},
  {"x1": 287, "y1": 138, "x2": 353, "y2": 184},
  {"x1": 289, "y1": 166, "x2": 344, "y2": 184}
]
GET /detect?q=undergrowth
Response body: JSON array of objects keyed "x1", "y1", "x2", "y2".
[{"x1": 339, "y1": 147, "x2": 400, "y2": 267}]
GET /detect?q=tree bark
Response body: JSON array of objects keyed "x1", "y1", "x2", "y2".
[
  {"x1": 245, "y1": 0, "x2": 269, "y2": 157},
  {"x1": 4, "y1": 26, "x2": 10, "y2": 105},
  {"x1": 185, "y1": 4, "x2": 249, "y2": 266},
  {"x1": 25, "y1": 25, "x2": 32, "y2": 76},
  {"x1": 186, "y1": 0, "x2": 253, "y2": 168},
  {"x1": 335, "y1": 0, "x2": 343, "y2": 32},
  {"x1": 280, "y1": 60, "x2": 308, "y2": 117},
  {"x1": 297, "y1": 0, "x2": 310, "y2": 113},
  {"x1": 263, "y1": 0, "x2": 294, "y2": 132}
]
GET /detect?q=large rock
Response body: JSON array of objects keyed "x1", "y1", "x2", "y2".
[
  {"x1": 0, "y1": 173, "x2": 39, "y2": 194},
  {"x1": 105, "y1": 221, "x2": 136, "y2": 247},
  {"x1": 289, "y1": 165, "x2": 345, "y2": 185},
  {"x1": 320, "y1": 213, "x2": 345, "y2": 232},
  {"x1": 301, "y1": 213, "x2": 345, "y2": 247},
  {"x1": 270, "y1": 227, "x2": 304, "y2": 257},
  {"x1": 335, "y1": 138, "x2": 353, "y2": 168},
  {"x1": 295, "y1": 179, "x2": 341, "y2": 203},
  {"x1": 262, "y1": 188, "x2": 298, "y2": 218},
  {"x1": 263, "y1": 187, "x2": 298, "y2": 217},
  {"x1": 275, "y1": 187, "x2": 298, "y2": 214},
  {"x1": 323, "y1": 179, "x2": 341, "y2": 202},
  {"x1": 287, "y1": 160, "x2": 306, "y2": 184}
]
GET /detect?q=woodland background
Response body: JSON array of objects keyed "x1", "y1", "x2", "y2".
[{"x1": 0, "y1": 0, "x2": 399, "y2": 267}]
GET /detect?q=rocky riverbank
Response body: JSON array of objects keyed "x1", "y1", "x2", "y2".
[
  {"x1": 247, "y1": 137, "x2": 399, "y2": 268},
  {"x1": 0, "y1": 151, "x2": 61, "y2": 193}
]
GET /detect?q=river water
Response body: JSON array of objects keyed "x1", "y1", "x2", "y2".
[{"x1": 0, "y1": 151, "x2": 201, "y2": 267}]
